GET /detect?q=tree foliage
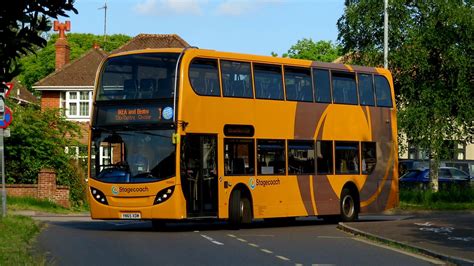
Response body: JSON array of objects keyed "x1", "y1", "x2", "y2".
[
  {"x1": 5, "y1": 102, "x2": 86, "y2": 204},
  {"x1": 0, "y1": 0, "x2": 77, "y2": 92},
  {"x1": 273, "y1": 39, "x2": 342, "y2": 62},
  {"x1": 337, "y1": 0, "x2": 474, "y2": 190},
  {"x1": 18, "y1": 33, "x2": 131, "y2": 90}
]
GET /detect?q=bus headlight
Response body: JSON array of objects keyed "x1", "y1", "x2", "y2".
[
  {"x1": 90, "y1": 187, "x2": 109, "y2": 205},
  {"x1": 154, "y1": 186, "x2": 174, "y2": 205}
]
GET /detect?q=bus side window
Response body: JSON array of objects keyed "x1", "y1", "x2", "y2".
[
  {"x1": 257, "y1": 139, "x2": 286, "y2": 175},
  {"x1": 361, "y1": 142, "x2": 377, "y2": 174},
  {"x1": 254, "y1": 64, "x2": 284, "y2": 100},
  {"x1": 313, "y1": 69, "x2": 331, "y2": 103},
  {"x1": 335, "y1": 141, "x2": 360, "y2": 174},
  {"x1": 316, "y1": 141, "x2": 333, "y2": 174},
  {"x1": 374, "y1": 75, "x2": 393, "y2": 107},
  {"x1": 221, "y1": 60, "x2": 253, "y2": 98},
  {"x1": 285, "y1": 67, "x2": 313, "y2": 102},
  {"x1": 224, "y1": 138, "x2": 255, "y2": 176},
  {"x1": 288, "y1": 140, "x2": 315, "y2": 174},
  {"x1": 332, "y1": 72, "x2": 358, "y2": 105},
  {"x1": 189, "y1": 58, "x2": 221, "y2": 96},
  {"x1": 358, "y1": 73, "x2": 375, "y2": 106}
]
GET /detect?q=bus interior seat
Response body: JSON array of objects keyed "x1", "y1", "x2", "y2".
[
  {"x1": 157, "y1": 78, "x2": 173, "y2": 98},
  {"x1": 286, "y1": 83, "x2": 296, "y2": 100},
  {"x1": 123, "y1": 79, "x2": 137, "y2": 99},
  {"x1": 139, "y1": 79, "x2": 156, "y2": 99},
  {"x1": 232, "y1": 158, "x2": 245, "y2": 174}
]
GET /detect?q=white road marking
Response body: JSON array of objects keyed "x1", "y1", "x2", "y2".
[
  {"x1": 227, "y1": 234, "x2": 236, "y2": 238},
  {"x1": 237, "y1": 238, "x2": 248, "y2": 242},
  {"x1": 200, "y1": 234, "x2": 224, "y2": 246},
  {"x1": 276, "y1": 255, "x2": 290, "y2": 261},
  {"x1": 248, "y1": 243, "x2": 259, "y2": 247},
  {"x1": 295, "y1": 264, "x2": 303, "y2": 266},
  {"x1": 261, "y1": 249, "x2": 273, "y2": 254}
]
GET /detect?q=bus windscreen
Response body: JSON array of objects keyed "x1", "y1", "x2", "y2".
[{"x1": 97, "y1": 53, "x2": 179, "y2": 101}]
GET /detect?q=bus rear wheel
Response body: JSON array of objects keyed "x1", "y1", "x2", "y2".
[
  {"x1": 229, "y1": 189, "x2": 252, "y2": 227},
  {"x1": 340, "y1": 188, "x2": 358, "y2": 222}
]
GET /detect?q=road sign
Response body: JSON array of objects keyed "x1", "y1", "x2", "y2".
[
  {"x1": 0, "y1": 107, "x2": 12, "y2": 129},
  {"x1": 0, "y1": 82, "x2": 13, "y2": 129}
]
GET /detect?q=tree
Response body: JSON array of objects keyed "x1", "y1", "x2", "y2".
[
  {"x1": 0, "y1": 0, "x2": 77, "y2": 92},
  {"x1": 337, "y1": 0, "x2": 474, "y2": 191},
  {"x1": 5, "y1": 101, "x2": 86, "y2": 204},
  {"x1": 273, "y1": 39, "x2": 342, "y2": 62},
  {"x1": 18, "y1": 33, "x2": 131, "y2": 90}
]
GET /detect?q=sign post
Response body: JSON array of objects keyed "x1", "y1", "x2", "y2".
[{"x1": 1, "y1": 82, "x2": 13, "y2": 218}]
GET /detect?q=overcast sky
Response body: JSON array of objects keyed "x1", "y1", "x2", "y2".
[{"x1": 64, "y1": 0, "x2": 344, "y2": 56}]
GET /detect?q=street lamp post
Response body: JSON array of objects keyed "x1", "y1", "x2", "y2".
[{"x1": 384, "y1": 0, "x2": 389, "y2": 69}]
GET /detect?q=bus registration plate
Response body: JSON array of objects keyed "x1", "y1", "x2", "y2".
[{"x1": 121, "y1": 213, "x2": 141, "y2": 219}]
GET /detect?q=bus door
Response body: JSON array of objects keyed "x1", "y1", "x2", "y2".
[{"x1": 181, "y1": 134, "x2": 218, "y2": 217}]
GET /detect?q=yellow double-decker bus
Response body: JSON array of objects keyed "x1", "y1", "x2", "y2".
[{"x1": 88, "y1": 48, "x2": 398, "y2": 227}]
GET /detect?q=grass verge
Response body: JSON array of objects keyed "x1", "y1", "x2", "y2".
[
  {"x1": 7, "y1": 196, "x2": 89, "y2": 214},
  {"x1": 399, "y1": 186, "x2": 474, "y2": 210},
  {"x1": 0, "y1": 215, "x2": 44, "y2": 265}
]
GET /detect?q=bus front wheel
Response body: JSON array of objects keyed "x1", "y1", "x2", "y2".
[
  {"x1": 229, "y1": 189, "x2": 252, "y2": 227},
  {"x1": 340, "y1": 188, "x2": 359, "y2": 222}
]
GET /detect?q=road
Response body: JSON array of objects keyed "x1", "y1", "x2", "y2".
[{"x1": 35, "y1": 217, "x2": 442, "y2": 266}]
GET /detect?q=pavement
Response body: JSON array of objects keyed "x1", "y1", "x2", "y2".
[
  {"x1": 12, "y1": 209, "x2": 474, "y2": 265},
  {"x1": 339, "y1": 211, "x2": 474, "y2": 266}
]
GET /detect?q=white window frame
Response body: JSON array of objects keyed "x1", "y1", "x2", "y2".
[{"x1": 61, "y1": 90, "x2": 93, "y2": 121}]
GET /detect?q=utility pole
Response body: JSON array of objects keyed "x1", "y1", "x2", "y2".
[
  {"x1": 99, "y1": 0, "x2": 108, "y2": 48},
  {"x1": 384, "y1": 0, "x2": 389, "y2": 69}
]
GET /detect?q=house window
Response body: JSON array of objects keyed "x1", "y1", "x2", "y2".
[{"x1": 62, "y1": 91, "x2": 93, "y2": 119}]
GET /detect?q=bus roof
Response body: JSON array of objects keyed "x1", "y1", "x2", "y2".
[{"x1": 108, "y1": 47, "x2": 388, "y2": 76}]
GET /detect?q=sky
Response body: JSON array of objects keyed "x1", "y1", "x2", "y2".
[{"x1": 64, "y1": 0, "x2": 345, "y2": 56}]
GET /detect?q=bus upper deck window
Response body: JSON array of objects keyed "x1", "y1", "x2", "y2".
[
  {"x1": 254, "y1": 64, "x2": 284, "y2": 100},
  {"x1": 313, "y1": 69, "x2": 331, "y2": 103},
  {"x1": 374, "y1": 75, "x2": 393, "y2": 107},
  {"x1": 285, "y1": 67, "x2": 313, "y2": 102},
  {"x1": 189, "y1": 58, "x2": 221, "y2": 96},
  {"x1": 221, "y1": 60, "x2": 253, "y2": 98},
  {"x1": 332, "y1": 72, "x2": 358, "y2": 105},
  {"x1": 358, "y1": 73, "x2": 375, "y2": 106}
]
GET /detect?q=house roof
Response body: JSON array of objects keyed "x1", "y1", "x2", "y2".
[
  {"x1": 111, "y1": 34, "x2": 189, "y2": 54},
  {"x1": 9, "y1": 79, "x2": 39, "y2": 104},
  {"x1": 34, "y1": 48, "x2": 108, "y2": 88},
  {"x1": 34, "y1": 34, "x2": 190, "y2": 89}
]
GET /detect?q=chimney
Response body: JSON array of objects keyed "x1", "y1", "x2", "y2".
[
  {"x1": 92, "y1": 42, "x2": 101, "y2": 49},
  {"x1": 54, "y1": 21, "x2": 71, "y2": 71}
]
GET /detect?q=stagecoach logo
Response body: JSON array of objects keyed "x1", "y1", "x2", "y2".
[
  {"x1": 162, "y1": 107, "x2": 173, "y2": 120},
  {"x1": 112, "y1": 186, "x2": 119, "y2": 195},
  {"x1": 249, "y1": 177, "x2": 256, "y2": 190}
]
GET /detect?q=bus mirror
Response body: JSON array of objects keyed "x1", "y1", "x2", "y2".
[{"x1": 172, "y1": 133, "x2": 180, "y2": 145}]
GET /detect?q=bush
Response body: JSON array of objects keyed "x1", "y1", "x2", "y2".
[
  {"x1": 5, "y1": 103, "x2": 86, "y2": 206},
  {"x1": 400, "y1": 186, "x2": 474, "y2": 209}
]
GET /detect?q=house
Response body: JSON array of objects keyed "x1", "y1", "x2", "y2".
[
  {"x1": 33, "y1": 21, "x2": 189, "y2": 149},
  {"x1": 8, "y1": 79, "x2": 39, "y2": 106}
]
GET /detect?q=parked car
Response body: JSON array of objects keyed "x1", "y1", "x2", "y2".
[{"x1": 399, "y1": 167, "x2": 471, "y2": 189}]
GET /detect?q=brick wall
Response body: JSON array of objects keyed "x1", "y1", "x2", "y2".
[
  {"x1": 41, "y1": 91, "x2": 60, "y2": 111},
  {"x1": 6, "y1": 168, "x2": 70, "y2": 208}
]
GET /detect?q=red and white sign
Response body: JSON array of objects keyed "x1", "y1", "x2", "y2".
[
  {"x1": 3, "y1": 82, "x2": 13, "y2": 98},
  {"x1": 0, "y1": 106, "x2": 12, "y2": 129}
]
